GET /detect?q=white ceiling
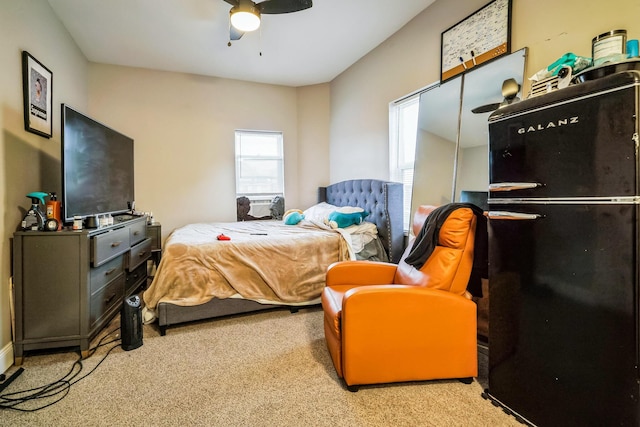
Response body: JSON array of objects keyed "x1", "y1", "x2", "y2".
[{"x1": 47, "y1": 0, "x2": 436, "y2": 87}]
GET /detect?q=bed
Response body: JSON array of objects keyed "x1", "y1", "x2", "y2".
[{"x1": 143, "y1": 179, "x2": 404, "y2": 335}]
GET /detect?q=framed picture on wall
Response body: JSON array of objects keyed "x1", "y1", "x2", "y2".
[
  {"x1": 440, "y1": 0, "x2": 512, "y2": 83},
  {"x1": 22, "y1": 51, "x2": 53, "y2": 138}
]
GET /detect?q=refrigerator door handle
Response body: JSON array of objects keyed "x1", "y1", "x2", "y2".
[
  {"x1": 488, "y1": 211, "x2": 543, "y2": 220},
  {"x1": 489, "y1": 182, "x2": 543, "y2": 192}
]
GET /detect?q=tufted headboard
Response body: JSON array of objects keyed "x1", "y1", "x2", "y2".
[{"x1": 318, "y1": 179, "x2": 404, "y2": 264}]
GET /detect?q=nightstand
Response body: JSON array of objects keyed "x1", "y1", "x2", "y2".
[{"x1": 146, "y1": 222, "x2": 162, "y2": 276}]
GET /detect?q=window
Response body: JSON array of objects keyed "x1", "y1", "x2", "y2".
[
  {"x1": 389, "y1": 94, "x2": 420, "y2": 232},
  {"x1": 235, "y1": 130, "x2": 284, "y2": 217}
]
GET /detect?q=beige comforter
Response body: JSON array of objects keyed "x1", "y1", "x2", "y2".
[{"x1": 143, "y1": 220, "x2": 351, "y2": 310}]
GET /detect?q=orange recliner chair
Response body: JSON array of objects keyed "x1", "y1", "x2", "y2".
[{"x1": 321, "y1": 204, "x2": 479, "y2": 391}]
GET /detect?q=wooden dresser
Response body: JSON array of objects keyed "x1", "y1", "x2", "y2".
[{"x1": 12, "y1": 215, "x2": 150, "y2": 364}]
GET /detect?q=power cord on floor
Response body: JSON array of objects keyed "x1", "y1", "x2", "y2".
[{"x1": 0, "y1": 327, "x2": 121, "y2": 412}]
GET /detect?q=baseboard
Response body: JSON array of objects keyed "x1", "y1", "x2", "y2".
[{"x1": 0, "y1": 341, "x2": 14, "y2": 374}]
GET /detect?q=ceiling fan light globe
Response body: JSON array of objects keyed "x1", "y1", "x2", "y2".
[{"x1": 230, "y1": 8, "x2": 261, "y2": 32}]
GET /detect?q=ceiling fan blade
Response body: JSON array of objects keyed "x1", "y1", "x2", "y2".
[
  {"x1": 471, "y1": 78, "x2": 522, "y2": 114},
  {"x1": 222, "y1": 0, "x2": 239, "y2": 6},
  {"x1": 258, "y1": 0, "x2": 312, "y2": 14},
  {"x1": 471, "y1": 103, "x2": 502, "y2": 114},
  {"x1": 230, "y1": 26, "x2": 245, "y2": 40}
]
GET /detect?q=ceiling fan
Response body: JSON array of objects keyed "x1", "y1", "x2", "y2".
[
  {"x1": 471, "y1": 78, "x2": 521, "y2": 114},
  {"x1": 224, "y1": 0, "x2": 313, "y2": 42}
]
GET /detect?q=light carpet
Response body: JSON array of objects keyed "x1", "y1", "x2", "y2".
[{"x1": 1, "y1": 307, "x2": 519, "y2": 426}]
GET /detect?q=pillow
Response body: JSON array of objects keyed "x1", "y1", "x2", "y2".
[
  {"x1": 327, "y1": 207, "x2": 369, "y2": 229},
  {"x1": 303, "y1": 202, "x2": 339, "y2": 223},
  {"x1": 283, "y1": 209, "x2": 304, "y2": 225}
]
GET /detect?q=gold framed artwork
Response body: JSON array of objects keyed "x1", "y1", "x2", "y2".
[
  {"x1": 440, "y1": 0, "x2": 512, "y2": 83},
  {"x1": 22, "y1": 51, "x2": 53, "y2": 138}
]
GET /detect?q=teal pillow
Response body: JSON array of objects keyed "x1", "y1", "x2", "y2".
[
  {"x1": 284, "y1": 211, "x2": 304, "y2": 225},
  {"x1": 327, "y1": 210, "x2": 369, "y2": 229}
]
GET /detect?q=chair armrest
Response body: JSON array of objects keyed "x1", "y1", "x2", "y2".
[{"x1": 326, "y1": 261, "x2": 398, "y2": 287}]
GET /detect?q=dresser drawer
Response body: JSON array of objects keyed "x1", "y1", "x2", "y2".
[
  {"x1": 89, "y1": 272, "x2": 125, "y2": 329},
  {"x1": 129, "y1": 220, "x2": 147, "y2": 246},
  {"x1": 125, "y1": 262, "x2": 147, "y2": 295},
  {"x1": 126, "y1": 238, "x2": 152, "y2": 271},
  {"x1": 90, "y1": 255, "x2": 124, "y2": 295},
  {"x1": 92, "y1": 227, "x2": 130, "y2": 267}
]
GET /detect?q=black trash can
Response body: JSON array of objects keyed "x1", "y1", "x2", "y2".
[{"x1": 121, "y1": 295, "x2": 143, "y2": 351}]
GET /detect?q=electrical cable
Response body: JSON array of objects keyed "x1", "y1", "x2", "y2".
[{"x1": 0, "y1": 327, "x2": 121, "y2": 412}]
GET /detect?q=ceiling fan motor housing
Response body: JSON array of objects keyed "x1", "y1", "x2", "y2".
[{"x1": 225, "y1": 0, "x2": 314, "y2": 41}]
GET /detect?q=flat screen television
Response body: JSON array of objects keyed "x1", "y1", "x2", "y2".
[{"x1": 61, "y1": 104, "x2": 134, "y2": 223}]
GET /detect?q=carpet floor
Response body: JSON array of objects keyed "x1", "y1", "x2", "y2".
[{"x1": 1, "y1": 306, "x2": 519, "y2": 426}]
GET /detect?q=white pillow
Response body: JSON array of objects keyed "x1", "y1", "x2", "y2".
[{"x1": 303, "y1": 202, "x2": 338, "y2": 223}]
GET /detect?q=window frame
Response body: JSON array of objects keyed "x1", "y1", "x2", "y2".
[
  {"x1": 235, "y1": 129, "x2": 285, "y2": 210},
  {"x1": 389, "y1": 93, "x2": 419, "y2": 233}
]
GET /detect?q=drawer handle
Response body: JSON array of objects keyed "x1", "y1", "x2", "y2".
[
  {"x1": 111, "y1": 241, "x2": 123, "y2": 248},
  {"x1": 134, "y1": 230, "x2": 140, "y2": 235},
  {"x1": 489, "y1": 182, "x2": 542, "y2": 192},
  {"x1": 104, "y1": 292, "x2": 117, "y2": 305},
  {"x1": 104, "y1": 268, "x2": 117, "y2": 276},
  {"x1": 138, "y1": 251, "x2": 147, "y2": 258},
  {"x1": 488, "y1": 211, "x2": 543, "y2": 220}
]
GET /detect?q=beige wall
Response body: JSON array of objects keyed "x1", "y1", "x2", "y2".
[
  {"x1": 0, "y1": 0, "x2": 88, "y2": 372},
  {"x1": 412, "y1": 130, "x2": 455, "y2": 207},
  {"x1": 457, "y1": 145, "x2": 490, "y2": 198},
  {"x1": 296, "y1": 84, "x2": 331, "y2": 209},
  {"x1": 88, "y1": 65, "x2": 327, "y2": 238},
  {"x1": 329, "y1": 0, "x2": 640, "y2": 182}
]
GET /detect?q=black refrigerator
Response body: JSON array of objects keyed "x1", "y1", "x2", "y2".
[{"x1": 486, "y1": 70, "x2": 640, "y2": 426}]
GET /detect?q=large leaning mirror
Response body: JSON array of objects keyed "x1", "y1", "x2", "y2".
[
  {"x1": 411, "y1": 76, "x2": 462, "y2": 211},
  {"x1": 411, "y1": 48, "x2": 527, "y2": 221}
]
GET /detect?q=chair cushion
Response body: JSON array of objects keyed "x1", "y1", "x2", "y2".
[
  {"x1": 438, "y1": 208, "x2": 477, "y2": 250},
  {"x1": 412, "y1": 205, "x2": 435, "y2": 237},
  {"x1": 394, "y1": 207, "x2": 476, "y2": 296}
]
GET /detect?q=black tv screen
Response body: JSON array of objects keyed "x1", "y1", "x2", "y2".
[{"x1": 61, "y1": 105, "x2": 134, "y2": 223}]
